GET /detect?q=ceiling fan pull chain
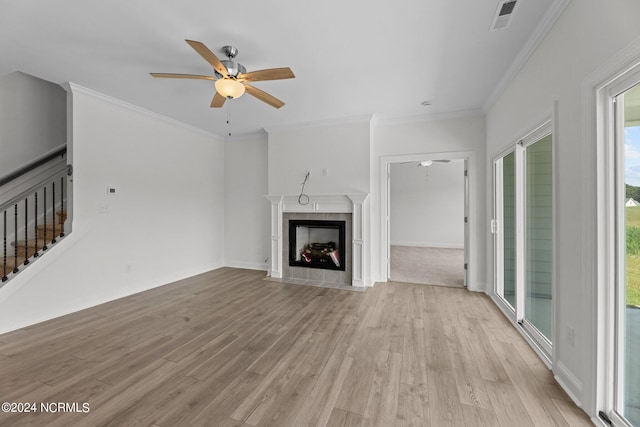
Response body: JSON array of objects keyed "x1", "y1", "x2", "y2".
[{"x1": 227, "y1": 109, "x2": 231, "y2": 136}]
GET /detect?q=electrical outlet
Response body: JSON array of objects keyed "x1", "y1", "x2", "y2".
[{"x1": 567, "y1": 326, "x2": 574, "y2": 347}]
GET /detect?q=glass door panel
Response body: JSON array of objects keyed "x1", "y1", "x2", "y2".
[
  {"x1": 616, "y1": 82, "x2": 640, "y2": 426},
  {"x1": 495, "y1": 151, "x2": 516, "y2": 309},
  {"x1": 524, "y1": 135, "x2": 553, "y2": 342}
]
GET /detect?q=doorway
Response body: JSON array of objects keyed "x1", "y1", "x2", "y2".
[{"x1": 387, "y1": 157, "x2": 468, "y2": 287}]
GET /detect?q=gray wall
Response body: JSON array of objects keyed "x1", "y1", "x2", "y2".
[{"x1": 0, "y1": 71, "x2": 66, "y2": 177}]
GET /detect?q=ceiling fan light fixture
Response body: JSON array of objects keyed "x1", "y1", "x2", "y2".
[
  {"x1": 215, "y1": 78, "x2": 245, "y2": 99},
  {"x1": 420, "y1": 160, "x2": 433, "y2": 167}
]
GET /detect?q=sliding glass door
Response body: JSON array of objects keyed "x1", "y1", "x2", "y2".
[
  {"x1": 494, "y1": 123, "x2": 553, "y2": 357},
  {"x1": 613, "y1": 82, "x2": 640, "y2": 427}
]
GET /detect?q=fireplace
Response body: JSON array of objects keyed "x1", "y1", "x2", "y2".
[
  {"x1": 266, "y1": 194, "x2": 369, "y2": 287},
  {"x1": 288, "y1": 219, "x2": 346, "y2": 271}
]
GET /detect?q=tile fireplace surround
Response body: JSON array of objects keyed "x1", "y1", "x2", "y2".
[{"x1": 265, "y1": 194, "x2": 369, "y2": 287}]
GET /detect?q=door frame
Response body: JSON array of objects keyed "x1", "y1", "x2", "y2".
[
  {"x1": 379, "y1": 150, "x2": 475, "y2": 288},
  {"x1": 585, "y1": 37, "x2": 640, "y2": 422},
  {"x1": 491, "y1": 117, "x2": 555, "y2": 364},
  {"x1": 594, "y1": 65, "x2": 640, "y2": 427}
]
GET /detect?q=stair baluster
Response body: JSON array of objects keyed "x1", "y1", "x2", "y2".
[
  {"x1": 2, "y1": 211, "x2": 7, "y2": 282},
  {"x1": 23, "y1": 198, "x2": 29, "y2": 265},
  {"x1": 51, "y1": 181, "x2": 56, "y2": 244},
  {"x1": 42, "y1": 187, "x2": 48, "y2": 251},
  {"x1": 60, "y1": 176, "x2": 65, "y2": 237},
  {"x1": 13, "y1": 204, "x2": 18, "y2": 274},
  {"x1": 33, "y1": 191, "x2": 39, "y2": 258}
]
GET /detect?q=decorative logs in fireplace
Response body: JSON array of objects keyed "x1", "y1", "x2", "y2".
[{"x1": 289, "y1": 219, "x2": 346, "y2": 271}]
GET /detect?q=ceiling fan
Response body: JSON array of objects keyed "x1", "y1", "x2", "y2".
[
  {"x1": 150, "y1": 39, "x2": 295, "y2": 109},
  {"x1": 401, "y1": 159, "x2": 451, "y2": 167}
]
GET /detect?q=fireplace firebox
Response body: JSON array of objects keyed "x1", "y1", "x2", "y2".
[{"x1": 288, "y1": 219, "x2": 346, "y2": 271}]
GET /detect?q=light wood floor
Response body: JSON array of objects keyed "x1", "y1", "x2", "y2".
[{"x1": 0, "y1": 268, "x2": 591, "y2": 426}]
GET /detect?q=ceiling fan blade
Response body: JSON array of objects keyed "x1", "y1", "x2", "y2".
[
  {"x1": 244, "y1": 84, "x2": 285, "y2": 109},
  {"x1": 185, "y1": 39, "x2": 228, "y2": 78},
  {"x1": 150, "y1": 73, "x2": 214, "y2": 80},
  {"x1": 433, "y1": 159, "x2": 451, "y2": 163},
  {"x1": 238, "y1": 67, "x2": 295, "y2": 82},
  {"x1": 210, "y1": 92, "x2": 226, "y2": 108}
]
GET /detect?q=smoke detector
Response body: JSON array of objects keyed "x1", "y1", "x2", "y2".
[{"x1": 490, "y1": 0, "x2": 518, "y2": 31}]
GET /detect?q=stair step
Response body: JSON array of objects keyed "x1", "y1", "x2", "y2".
[
  {"x1": 8, "y1": 247, "x2": 38, "y2": 259},
  {"x1": 12, "y1": 239, "x2": 49, "y2": 255},
  {"x1": 1, "y1": 256, "x2": 29, "y2": 277},
  {"x1": 37, "y1": 223, "x2": 64, "y2": 235},
  {"x1": 1, "y1": 211, "x2": 67, "y2": 280},
  {"x1": 13, "y1": 240, "x2": 40, "y2": 249}
]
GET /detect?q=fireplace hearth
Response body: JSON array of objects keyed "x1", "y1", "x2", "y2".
[{"x1": 289, "y1": 219, "x2": 346, "y2": 271}]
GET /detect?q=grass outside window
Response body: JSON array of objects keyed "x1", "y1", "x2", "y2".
[{"x1": 625, "y1": 206, "x2": 640, "y2": 307}]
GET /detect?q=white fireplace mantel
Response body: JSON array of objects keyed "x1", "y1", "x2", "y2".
[{"x1": 265, "y1": 194, "x2": 369, "y2": 287}]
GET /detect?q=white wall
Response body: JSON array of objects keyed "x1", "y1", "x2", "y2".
[
  {"x1": 0, "y1": 71, "x2": 66, "y2": 176},
  {"x1": 485, "y1": 0, "x2": 640, "y2": 417},
  {"x1": 0, "y1": 84, "x2": 225, "y2": 334},
  {"x1": 234, "y1": 115, "x2": 484, "y2": 289},
  {"x1": 371, "y1": 114, "x2": 486, "y2": 288},
  {"x1": 390, "y1": 160, "x2": 464, "y2": 248},
  {"x1": 267, "y1": 118, "x2": 371, "y2": 195},
  {"x1": 224, "y1": 133, "x2": 270, "y2": 270}
]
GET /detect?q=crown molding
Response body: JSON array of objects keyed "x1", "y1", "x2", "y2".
[
  {"x1": 263, "y1": 114, "x2": 373, "y2": 134},
  {"x1": 63, "y1": 82, "x2": 223, "y2": 142},
  {"x1": 483, "y1": 0, "x2": 572, "y2": 112},
  {"x1": 374, "y1": 109, "x2": 485, "y2": 128}
]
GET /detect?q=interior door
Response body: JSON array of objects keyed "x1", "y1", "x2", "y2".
[
  {"x1": 464, "y1": 159, "x2": 469, "y2": 287},
  {"x1": 386, "y1": 161, "x2": 391, "y2": 279}
]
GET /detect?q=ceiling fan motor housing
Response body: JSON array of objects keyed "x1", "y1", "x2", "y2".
[{"x1": 215, "y1": 60, "x2": 246, "y2": 78}]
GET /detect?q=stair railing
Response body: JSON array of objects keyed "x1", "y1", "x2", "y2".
[
  {"x1": 1, "y1": 163, "x2": 71, "y2": 282},
  {"x1": 0, "y1": 145, "x2": 67, "y2": 187}
]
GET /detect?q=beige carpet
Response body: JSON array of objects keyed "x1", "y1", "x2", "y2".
[{"x1": 390, "y1": 245, "x2": 465, "y2": 287}]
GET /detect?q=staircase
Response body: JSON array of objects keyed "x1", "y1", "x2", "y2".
[
  {"x1": 1, "y1": 160, "x2": 70, "y2": 283},
  {"x1": 2, "y1": 210, "x2": 66, "y2": 280},
  {"x1": 0, "y1": 211, "x2": 67, "y2": 278}
]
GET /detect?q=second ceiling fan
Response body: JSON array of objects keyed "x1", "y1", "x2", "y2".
[
  {"x1": 151, "y1": 39, "x2": 295, "y2": 109},
  {"x1": 401, "y1": 159, "x2": 451, "y2": 167}
]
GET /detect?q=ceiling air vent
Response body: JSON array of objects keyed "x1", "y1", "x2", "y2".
[{"x1": 490, "y1": 0, "x2": 518, "y2": 31}]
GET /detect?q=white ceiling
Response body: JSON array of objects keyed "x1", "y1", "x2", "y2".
[{"x1": 0, "y1": 0, "x2": 560, "y2": 138}]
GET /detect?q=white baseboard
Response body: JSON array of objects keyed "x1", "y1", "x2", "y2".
[
  {"x1": 555, "y1": 361, "x2": 584, "y2": 408},
  {"x1": 224, "y1": 260, "x2": 269, "y2": 271},
  {"x1": 467, "y1": 281, "x2": 488, "y2": 293},
  {"x1": 390, "y1": 241, "x2": 464, "y2": 249}
]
